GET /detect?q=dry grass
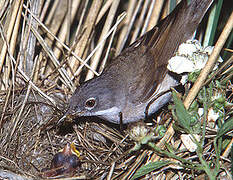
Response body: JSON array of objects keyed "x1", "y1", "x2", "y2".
[{"x1": 0, "y1": 0, "x2": 232, "y2": 179}]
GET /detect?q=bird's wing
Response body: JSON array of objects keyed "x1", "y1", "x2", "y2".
[{"x1": 126, "y1": 0, "x2": 213, "y2": 103}]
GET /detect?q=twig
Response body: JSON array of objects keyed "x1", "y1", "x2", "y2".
[
  {"x1": 130, "y1": 0, "x2": 150, "y2": 43},
  {"x1": 141, "y1": 0, "x2": 156, "y2": 35},
  {"x1": 85, "y1": 0, "x2": 120, "y2": 81},
  {"x1": 115, "y1": 0, "x2": 136, "y2": 55},
  {"x1": 21, "y1": 5, "x2": 99, "y2": 76},
  {"x1": 68, "y1": 0, "x2": 103, "y2": 76},
  {"x1": 71, "y1": 13, "x2": 126, "y2": 81},
  {"x1": 0, "y1": 0, "x2": 22, "y2": 79},
  {"x1": 116, "y1": 0, "x2": 144, "y2": 54},
  {"x1": 146, "y1": 0, "x2": 165, "y2": 31},
  {"x1": 0, "y1": 23, "x2": 56, "y2": 104}
]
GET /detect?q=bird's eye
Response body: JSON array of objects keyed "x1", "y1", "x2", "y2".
[{"x1": 85, "y1": 98, "x2": 96, "y2": 109}]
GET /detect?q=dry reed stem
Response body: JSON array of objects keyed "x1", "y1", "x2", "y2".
[
  {"x1": 107, "y1": 161, "x2": 116, "y2": 180},
  {"x1": 41, "y1": 1, "x2": 67, "y2": 75},
  {"x1": 141, "y1": 0, "x2": 156, "y2": 35},
  {"x1": 29, "y1": 25, "x2": 74, "y2": 90},
  {"x1": 53, "y1": 1, "x2": 80, "y2": 60},
  {"x1": 222, "y1": 137, "x2": 233, "y2": 158},
  {"x1": 0, "y1": 22, "x2": 55, "y2": 104},
  {"x1": 0, "y1": 0, "x2": 10, "y2": 19},
  {"x1": 221, "y1": 55, "x2": 233, "y2": 75},
  {"x1": 115, "y1": 0, "x2": 136, "y2": 55},
  {"x1": 74, "y1": 0, "x2": 88, "y2": 39},
  {"x1": 22, "y1": 0, "x2": 40, "y2": 76},
  {"x1": 130, "y1": 0, "x2": 151, "y2": 43},
  {"x1": 10, "y1": 1, "x2": 23, "y2": 80},
  {"x1": 4, "y1": 1, "x2": 22, "y2": 102},
  {"x1": 0, "y1": 1, "x2": 22, "y2": 89},
  {"x1": 85, "y1": 0, "x2": 120, "y2": 81},
  {"x1": 39, "y1": 0, "x2": 50, "y2": 22},
  {"x1": 96, "y1": 0, "x2": 114, "y2": 24},
  {"x1": 117, "y1": 0, "x2": 144, "y2": 54},
  {"x1": 10, "y1": 55, "x2": 39, "y2": 138},
  {"x1": 147, "y1": 0, "x2": 165, "y2": 31},
  {"x1": 21, "y1": 5, "x2": 99, "y2": 79},
  {"x1": 99, "y1": 17, "x2": 118, "y2": 74},
  {"x1": 44, "y1": 0, "x2": 59, "y2": 26},
  {"x1": 68, "y1": 0, "x2": 103, "y2": 77},
  {"x1": 71, "y1": 13, "x2": 126, "y2": 81}
]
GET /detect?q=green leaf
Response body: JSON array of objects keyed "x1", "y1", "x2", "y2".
[
  {"x1": 203, "y1": 0, "x2": 223, "y2": 46},
  {"x1": 216, "y1": 117, "x2": 233, "y2": 139},
  {"x1": 131, "y1": 161, "x2": 170, "y2": 180},
  {"x1": 169, "y1": 0, "x2": 177, "y2": 12},
  {"x1": 172, "y1": 91, "x2": 192, "y2": 133}
]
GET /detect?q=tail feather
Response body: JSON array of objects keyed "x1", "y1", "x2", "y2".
[{"x1": 146, "y1": 0, "x2": 214, "y2": 66}]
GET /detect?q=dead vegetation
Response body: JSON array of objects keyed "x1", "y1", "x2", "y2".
[{"x1": 0, "y1": 0, "x2": 232, "y2": 179}]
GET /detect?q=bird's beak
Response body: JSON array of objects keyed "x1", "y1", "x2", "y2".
[
  {"x1": 57, "y1": 108, "x2": 73, "y2": 124},
  {"x1": 57, "y1": 110, "x2": 84, "y2": 125},
  {"x1": 57, "y1": 114, "x2": 67, "y2": 124}
]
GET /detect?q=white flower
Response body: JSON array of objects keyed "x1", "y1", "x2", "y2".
[
  {"x1": 178, "y1": 43, "x2": 198, "y2": 56},
  {"x1": 129, "y1": 124, "x2": 150, "y2": 142},
  {"x1": 167, "y1": 39, "x2": 222, "y2": 74},
  {"x1": 208, "y1": 108, "x2": 219, "y2": 122},
  {"x1": 186, "y1": 39, "x2": 202, "y2": 50},
  {"x1": 207, "y1": 108, "x2": 219, "y2": 129},
  {"x1": 167, "y1": 56, "x2": 195, "y2": 73},
  {"x1": 211, "y1": 92, "x2": 222, "y2": 101},
  {"x1": 203, "y1": 46, "x2": 214, "y2": 55},
  {"x1": 192, "y1": 53, "x2": 208, "y2": 70},
  {"x1": 180, "y1": 75, "x2": 188, "y2": 85},
  {"x1": 180, "y1": 134, "x2": 201, "y2": 152},
  {"x1": 203, "y1": 46, "x2": 223, "y2": 64},
  {"x1": 198, "y1": 108, "x2": 204, "y2": 116}
]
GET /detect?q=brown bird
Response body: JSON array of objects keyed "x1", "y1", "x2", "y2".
[{"x1": 67, "y1": 0, "x2": 213, "y2": 124}]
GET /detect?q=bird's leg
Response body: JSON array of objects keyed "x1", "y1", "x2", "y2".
[
  {"x1": 145, "y1": 89, "x2": 171, "y2": 119},
  {"x1": 119, "y1": 112, "x2": 123, "y2": 131}
]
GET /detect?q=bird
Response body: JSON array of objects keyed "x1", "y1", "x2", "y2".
[
  {"x1": 42, "y1": 143, "x2": 81, "y2": 177},
  {"x1": 66, "y1": 0, "x2": 214, "y2": 124}
]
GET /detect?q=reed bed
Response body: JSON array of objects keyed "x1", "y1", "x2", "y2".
[{"x1": 0, "y1": 0, "x2": 232, "y2": 179}]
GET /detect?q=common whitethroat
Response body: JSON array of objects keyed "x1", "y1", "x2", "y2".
[{"x1": 66, "y1": 0, "x2": 213, "y2": 124}]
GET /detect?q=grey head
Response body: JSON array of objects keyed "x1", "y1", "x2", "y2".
[{"x1": 67, "y1": 73, "x2": 123, "y2": 124}]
